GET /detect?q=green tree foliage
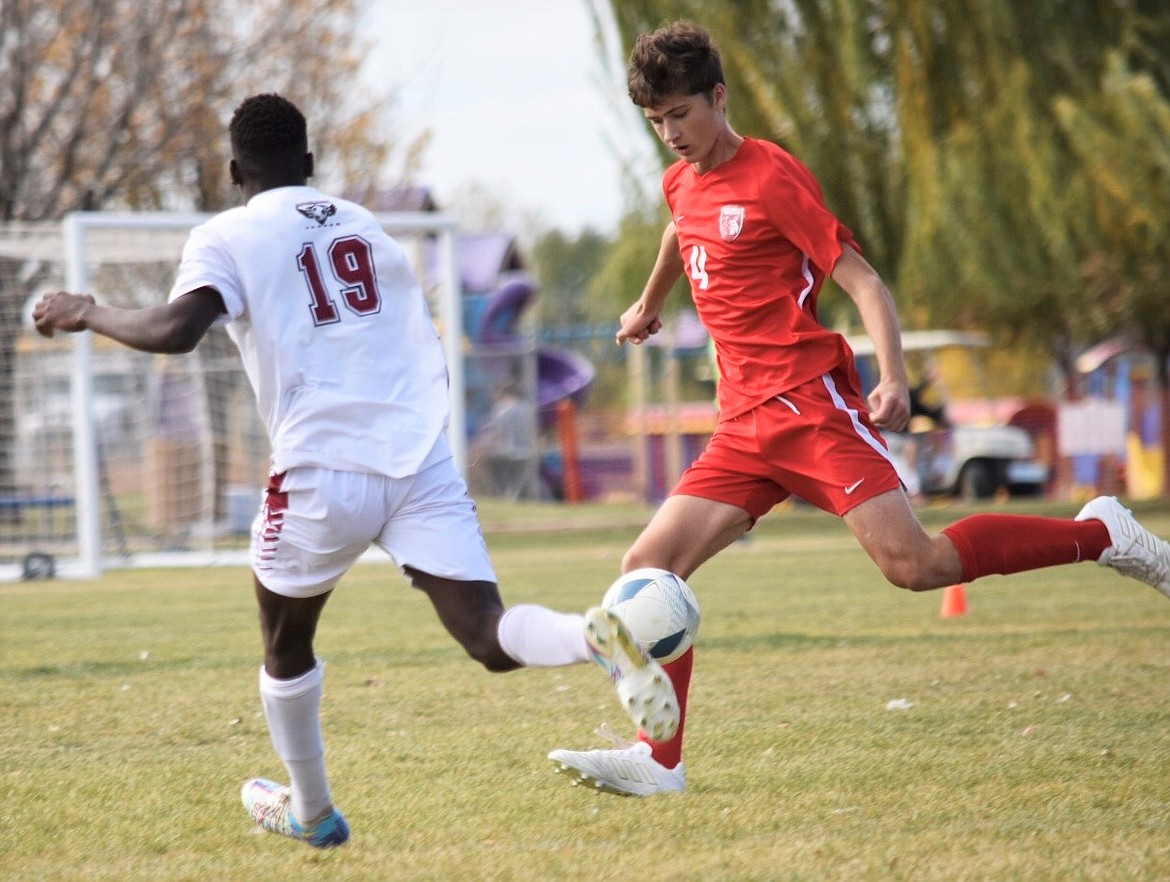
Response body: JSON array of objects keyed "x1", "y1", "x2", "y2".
[
  {"x1": 531, "y1": 227, "x2": 613, "y2": 329},
  {"x1": 594, "y1": 0, "x2": 904, "y2": 295},
  {"x1": 1056, "y1": 55, "x2": 1170, "y2": 379},
  {"x1": 891, "y1": 0, "x2": 1170, "y2": 387},
  {"x1": 585, "y1": 206, "x2": 690, "y2": 322},
  {"x1": 595, "y1": 0, "x2": 1170, "y2": 382},
  {"x1": 1055, "y1": 52, "x2": 1170, "y2": 489}
]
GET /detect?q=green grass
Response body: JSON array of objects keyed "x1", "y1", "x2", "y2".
[{"x1": 4, "y1": 499, "x2": 1170, "y2": 880}]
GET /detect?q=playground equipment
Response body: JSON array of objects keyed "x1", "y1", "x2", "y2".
[
  {"x1": 453, "y1": 236, "x2": 593, "y2": 499},
  {"x1": 1071, "y1": 336, "x2": 1164, "y2": 499}
]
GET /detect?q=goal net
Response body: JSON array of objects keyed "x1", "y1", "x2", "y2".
[{"x1": 0, "y1": 211, "x2": 464, "y2": 580}]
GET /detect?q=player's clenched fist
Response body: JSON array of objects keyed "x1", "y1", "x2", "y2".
[
  {"x1": 32, "y1": 291, "x2": 95, "y2": 338},
  {"x1": 616, "y1": 302, "x2": 662, "y2": 345}
]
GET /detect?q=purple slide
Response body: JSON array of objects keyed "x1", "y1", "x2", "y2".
[{"x1": 480, "y1": 278, "x2": 594, "y2": 425}]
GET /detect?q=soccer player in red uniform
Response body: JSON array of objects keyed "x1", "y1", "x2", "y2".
[{"x1": 548, "y1": 21, "x2": 1170, "y2": 796}]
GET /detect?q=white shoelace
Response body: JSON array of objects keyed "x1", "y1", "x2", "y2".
[{"x1": 594, "y1": 721, "x2": 638, "y2": 749}]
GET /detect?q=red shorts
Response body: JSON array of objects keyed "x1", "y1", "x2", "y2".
[{"x1": 673, "y1": 366, "x2": 903, "y2": 520}]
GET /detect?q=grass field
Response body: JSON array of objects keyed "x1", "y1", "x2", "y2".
[{"x1": 3, "y1": 498, "x2": 1170, "y2": 881}]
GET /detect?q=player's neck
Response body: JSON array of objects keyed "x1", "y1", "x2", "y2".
[
  {"x1": 241, "y1": 178, "x2": 310, "y2": 202},
  {"x1": 691, "y1": 129, "x2": 745, "y2": 175}
]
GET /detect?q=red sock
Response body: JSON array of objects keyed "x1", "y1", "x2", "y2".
[
  {"x1": 638, "y1": 646, "x2": 692, "y2": 769},
  {"x1": 942, "y1": 513, "x2": 1111, "y2": 583}
]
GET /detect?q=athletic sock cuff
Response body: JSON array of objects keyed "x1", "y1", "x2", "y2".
[
  {"x1": 941, "y1": 523, "x2": 977, "y2": 583},
  {"x1": 259, "y1": 659, "x2": 324, "y2": 700}
]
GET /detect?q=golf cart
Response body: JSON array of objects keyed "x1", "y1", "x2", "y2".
[{"x1": 848, "y1": 331, "x2": 1049, "y2": 501}]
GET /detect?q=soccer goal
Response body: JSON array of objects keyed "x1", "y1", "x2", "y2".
[{"x1": 0, "y1": 211, "x2": 463, "y2": 580}]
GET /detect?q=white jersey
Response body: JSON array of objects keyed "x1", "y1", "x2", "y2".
[{"x1": 168, "y1": 185, "x2": 449, "y2": 477}]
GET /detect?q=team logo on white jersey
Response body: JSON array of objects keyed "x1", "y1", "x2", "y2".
[
  {"x1": 296, "y1": 201, "x2": 338, "y2": 225},
  {"x1": 719, "y1": 205, "x2": 745, "y2": 241}
]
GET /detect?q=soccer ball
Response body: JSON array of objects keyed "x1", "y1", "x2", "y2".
[{"x1": 602, "y1": 568, "x2": 700, "y2": 664}]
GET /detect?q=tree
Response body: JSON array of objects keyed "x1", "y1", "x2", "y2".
[
  {"x1": 1056, "y1": 54, "x2": 1170, "y2": 489},
  {"x1": 887, "y1": 2, "x2": 1170, "y2": 383},
  {"x1": 531, "y1": 227, "x2": 613, "y2": 330},
  {"x1": 0, "y1": 0, "x2": 407, "y2": 219},
  {"x1": 0, "y1": 0, "x2": 413, "y2": 500},
  {"x1": 595, "y1": 1, "x2": 1170, "y2": 375},
  {"x1": 594, "y1": 0, "x2": 904, "y2": 281},
  {"x1": 590, "y1": 0, "x2": 1170, "y2": 498}
]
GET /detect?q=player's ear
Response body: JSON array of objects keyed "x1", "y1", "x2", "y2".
[
  {"x1": 303, "y1": 152, "x2": 314, "y2": 180},
  {"x1": 229, "y1": 159, "x2": 243, "y2": 188},
  {"x1": 712, "y1": 83, "x2": 727, "y2": 111}
]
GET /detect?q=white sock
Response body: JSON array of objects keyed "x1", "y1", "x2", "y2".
[
  {"x1": 259, "y1": 660, "x2": 332, "y2": 822},
  {"x1": 497, "y1": 604, "x2": 589, "y2": 667}
]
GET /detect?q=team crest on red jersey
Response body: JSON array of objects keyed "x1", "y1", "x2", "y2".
[{"x1": 719, "y1": 205, "x2": 746, "y2": 242}]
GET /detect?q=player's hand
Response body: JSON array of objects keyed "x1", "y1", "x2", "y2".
[
  {"x1": 616, "y1": 302, "x2": 662, "y2": 345},
  {"x1": 32, "y1": 291, "x2": 95, "y2": 338},
  {"x1": 867, "y1": 377, "x2": 911, "y2": 432}
]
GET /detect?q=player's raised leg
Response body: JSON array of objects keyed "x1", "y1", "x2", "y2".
[
  {"x1": 411, "y1": 568, "x2": 679, "y2": 741},
  {"x1": 848, "y1": 490, "x2": 1170, "y2": 597},
  {"x1": 498, "y1": 600, "x2": 680, "y2": 740}
]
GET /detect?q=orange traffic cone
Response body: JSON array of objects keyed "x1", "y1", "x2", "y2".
[{"x1": 940, "y1": 584, "x2": 968, "y2": 618}]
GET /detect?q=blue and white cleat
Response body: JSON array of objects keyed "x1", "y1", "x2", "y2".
[
  {"x1": 584, "y1": 606, "x2": 678, "y2": 742},
  {"x1": 241, "y1": 778, "x2": 350, "y2": 849}
]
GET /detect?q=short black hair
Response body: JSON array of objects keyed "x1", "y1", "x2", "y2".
[
  {"x1": 627, "y1": 21, "x2": 725, "y2": 108},
  {"x1": 229, "y1": 94, "x2": 308, "y2": 181}
]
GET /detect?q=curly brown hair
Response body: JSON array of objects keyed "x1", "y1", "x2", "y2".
[{"x1": 627, "y1": 21, "x2": 725, "y2": 108}]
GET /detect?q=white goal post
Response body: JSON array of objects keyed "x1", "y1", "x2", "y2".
[{"x1": 0, "y1": 210, "x2": 464, "y2": 580}]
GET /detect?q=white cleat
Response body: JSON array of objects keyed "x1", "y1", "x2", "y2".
[
  {"x1": 1076, "y1": 495, "x2": 1170, "y2": 597},
  {"x1": 583, "y1": 606, "x2": 679, "y2": 742},
  {"x1": 549, "y1": 741, "x2": 685, "y2": 797}
]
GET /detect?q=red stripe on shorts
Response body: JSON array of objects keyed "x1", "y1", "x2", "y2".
[{"x1": 255, "y1": 472, "x2": 289, "y2": 569}]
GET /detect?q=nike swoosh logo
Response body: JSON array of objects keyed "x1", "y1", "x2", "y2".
[{"x1": 844, "y1": 479, "x2": 865, "y2": 495}]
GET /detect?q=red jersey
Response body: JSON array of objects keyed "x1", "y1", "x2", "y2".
[{"x1": 663, "y1": 137, "x2": 859, "y2": 419}]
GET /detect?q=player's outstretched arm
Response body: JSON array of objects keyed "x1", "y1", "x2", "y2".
[
  {"x1": 832, "y1": 247, "x2": 911, "y2": 432},
  {"x1": 33, "y1": 287, "x2": 225, "y2": 354},
  {"x1": 617, "y1": 222, "x2": 684, "y2": 345}
]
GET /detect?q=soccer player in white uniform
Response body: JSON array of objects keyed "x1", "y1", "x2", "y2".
[{"x1": 32, "y1": 93, "x2": 678, "y2": 849}]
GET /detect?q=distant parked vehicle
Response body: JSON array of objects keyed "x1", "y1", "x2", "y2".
[{"x1": 848, "y1": 331, "x2": 1049, "y2": 501}]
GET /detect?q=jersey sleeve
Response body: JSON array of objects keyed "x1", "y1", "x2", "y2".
[
  {"x1": 168, "y1": 222, "x2": 244, "y2": 320},
  {"x1": 760, "y1": 153, "x2": 858, "y2": 276}
]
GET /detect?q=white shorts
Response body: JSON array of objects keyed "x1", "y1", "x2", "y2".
[{"x1": 250, "y1": 441, "x2": 497, "y2": 599}]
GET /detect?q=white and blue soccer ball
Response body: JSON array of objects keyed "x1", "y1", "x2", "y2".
[{"x1": 602, "y1": 567, "x2": 700, "y2": 665}]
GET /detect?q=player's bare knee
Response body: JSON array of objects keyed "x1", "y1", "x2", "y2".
[
  {"x1": 621, "y1": 547, "x2": 655, "y2": 574},
  {"x1": 878, "y1": 557, "x2": 936, "y2": 592}
]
